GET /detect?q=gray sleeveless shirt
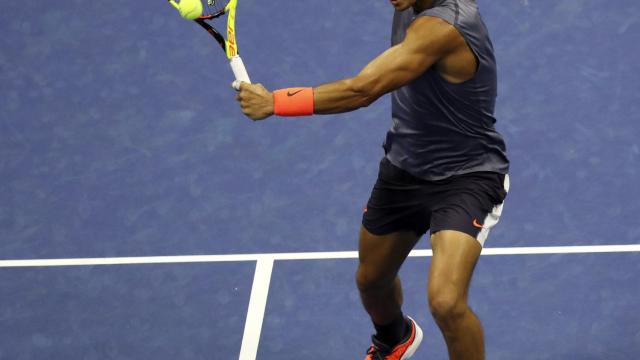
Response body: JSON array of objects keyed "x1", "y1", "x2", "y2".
[{"x1": 384, "y1": 0, "x2": 509, "y2": 180}]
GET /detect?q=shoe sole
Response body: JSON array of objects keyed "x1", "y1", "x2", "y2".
[{"x1": 400, "y1": 316, "x2": 423, "y2": 360}]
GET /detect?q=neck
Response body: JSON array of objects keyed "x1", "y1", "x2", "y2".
[{"x1": 413, "y1": 0, "x2": 436, "y2": 13}]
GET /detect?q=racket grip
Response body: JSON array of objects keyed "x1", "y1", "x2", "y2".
[{"x1": 230, "y1": 55, "x2": 251, "y2": 91}]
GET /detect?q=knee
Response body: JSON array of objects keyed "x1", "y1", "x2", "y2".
[
  {"x1": 428, "y1": 289, "x2": 468, "y2": 328},
  {"x1": 355, "y1": 266, "x2": 393, "y2": 294}
]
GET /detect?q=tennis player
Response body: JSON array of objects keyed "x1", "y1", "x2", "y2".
[{"x1": 236, "y1": 0, "x2": 509, "y2": 359}]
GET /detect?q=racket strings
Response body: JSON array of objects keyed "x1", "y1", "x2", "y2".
[{"x1": 202, "y1": 0, "x2": 228, "y2": 17}]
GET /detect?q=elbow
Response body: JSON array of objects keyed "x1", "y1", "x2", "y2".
[{"x1": 348, "y1": 76, "x2": 382, "y2": 108}]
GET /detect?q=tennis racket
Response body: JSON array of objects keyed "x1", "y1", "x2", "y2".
[{"x1": 168, "y1": 0, "x2": 251, "y2": 90}]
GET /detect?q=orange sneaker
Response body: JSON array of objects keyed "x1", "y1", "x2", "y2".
[{"x1": 364, "y1": 316, "x2": 423, "y2": 360}]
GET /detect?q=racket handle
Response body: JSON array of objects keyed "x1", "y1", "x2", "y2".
[{"x1": 230, "y1": 55, "x2": 251, "y2": 91}]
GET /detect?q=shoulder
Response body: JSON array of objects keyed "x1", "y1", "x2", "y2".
[{"x1": 404, "y1": 15, "x2": 466, "y2": 55}]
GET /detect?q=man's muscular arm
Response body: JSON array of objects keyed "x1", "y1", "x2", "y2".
[
  {"x1": 237, "y1": 16, "x2": 465, "y2": 120},
  {"x1": 313, "y1": 16, "x2": 462, "y2": 114}
]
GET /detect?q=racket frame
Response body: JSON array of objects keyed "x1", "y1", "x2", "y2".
[{"x1": 185, "y1": 0, "x2": 250, "y2": 88}]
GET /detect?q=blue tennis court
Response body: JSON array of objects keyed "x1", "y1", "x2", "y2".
[{"x1": 1, "y1": 0, "x2": 639, "y2": 359}]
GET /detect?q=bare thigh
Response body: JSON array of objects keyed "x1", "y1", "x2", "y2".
[
  {"x1": 428, "y1": 230, "x2": 482, "y2": 305},
  {"x1": 357, "y1": 226, "x2": 420, "y2": 286}
]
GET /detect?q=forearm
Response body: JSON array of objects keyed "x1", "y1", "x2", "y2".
[{"x1": 311, "y1": 76, "x2": 379, "y2": 115}]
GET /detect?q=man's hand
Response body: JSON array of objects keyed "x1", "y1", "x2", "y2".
[{"x1": 236, "y1": 83, "x2": 274, "y2": 121}]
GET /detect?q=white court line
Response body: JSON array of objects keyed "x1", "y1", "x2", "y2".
[
  {"x1": 239, "y1": 258, "x2": 273, "y2": 360},
  {"x1": 0, "y1": 244, "x2": 639, "y2": 267}
]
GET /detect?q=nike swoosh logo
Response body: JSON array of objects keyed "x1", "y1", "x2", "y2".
[
  {"x1": 472, "y1": 218, "x2": 484, "y2": 229},
  {"x1": 287, "y1": 89, "x2": 303, "y2": 97}
]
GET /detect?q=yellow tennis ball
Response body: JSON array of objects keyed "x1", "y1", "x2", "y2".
[{"x1": 169, "y1": 0, "x2": 203, "y2": 20}]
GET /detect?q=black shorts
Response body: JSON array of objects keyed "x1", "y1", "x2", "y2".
[{"x1": 362, "y1": 157, "x2": 509, "y2": 245}]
